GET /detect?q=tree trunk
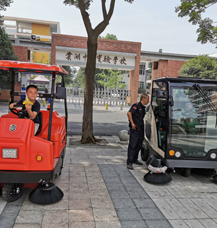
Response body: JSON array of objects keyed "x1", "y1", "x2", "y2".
[{"x1": 81, "y1": 37, "x2": 101, "y2": 143}]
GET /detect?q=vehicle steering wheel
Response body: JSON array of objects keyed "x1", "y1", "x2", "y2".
[{"x1": 10, "y1": 104, "x2": 26, "y2": 118}]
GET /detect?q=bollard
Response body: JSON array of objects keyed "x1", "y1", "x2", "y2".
[
  {"x1": 43, "y1": 99, "x2": 46, "y2": 107},
  {"x1": 120, "y1": 104, "x2": 123, "y2": 110},
  {"x1": 105, "y1": 103, "x2": 108, "y2": 110}
]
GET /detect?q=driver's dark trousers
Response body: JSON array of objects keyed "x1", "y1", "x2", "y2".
[{"x1": 127, "y1": 129, "x2": 144, "y2": 165}]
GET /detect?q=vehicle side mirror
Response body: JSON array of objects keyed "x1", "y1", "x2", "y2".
[
  {"x1": 156, "y1": 90, "x2": 168, "y2": 99},
  {"x1": 55, "y1": 87, "x2": 66, "y2": 99}
]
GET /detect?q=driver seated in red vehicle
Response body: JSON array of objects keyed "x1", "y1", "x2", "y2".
[{"x1": 9, "y1": 85, "x2": 41, "y2": 135}]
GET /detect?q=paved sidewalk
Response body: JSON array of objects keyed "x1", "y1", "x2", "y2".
[{"x1": 1, "y1": 136, "x2": 217, "y2": 228}]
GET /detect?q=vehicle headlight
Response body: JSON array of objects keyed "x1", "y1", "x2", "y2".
[
  {"x1": 175, "y1": 151, "x2": 181, "y2": 158},
  {"x1": 210, "y1": 153, "x2": 216, "y2": 159},
  {"x1": 2, "y1": 149, "x2": 17, "y2": 158}
]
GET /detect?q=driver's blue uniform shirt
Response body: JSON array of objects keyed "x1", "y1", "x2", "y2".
[
  {"x1": 16, "y1": 98, "x2": 40, "y2": 124},
  {"x1": 129, "y1": 101, "x2": 146, "y2": 132}
]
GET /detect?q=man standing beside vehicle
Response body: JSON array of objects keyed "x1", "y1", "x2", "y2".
[{"x1": 127, "y1": 94, "x2": 149, "y2": 170}]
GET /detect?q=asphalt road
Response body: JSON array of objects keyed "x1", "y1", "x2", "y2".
[{"x1": 0, "y1": 101, "x2": 129, "y2": 136}]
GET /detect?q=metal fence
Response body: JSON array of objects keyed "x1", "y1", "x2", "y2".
[{"x1": 65, "y1": 87, "x2": 131, "y2": 106}]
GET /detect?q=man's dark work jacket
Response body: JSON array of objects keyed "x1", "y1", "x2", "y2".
[{"x1": 129, "y1": 101, "x2": 146, "y2": 132}]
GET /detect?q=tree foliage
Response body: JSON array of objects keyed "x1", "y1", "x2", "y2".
[
  {"x1": 0, "y1": 26, "x2": 17, "y2": 84},
  {"x1": 96, "y1": 69, "x2": 126, "y2": 90},
  {"x1": 0, "y1": 0, "x2": 13, "y2": 24},
  {"x1": 175, "y1": 0, "x2": 217, "y2": 46},
  {"x1": 73, "y1": 67, "x2": 85, "y2": 88},
  {"x1": 99, "y1": 33, "x2": 118, "y2": 40},
  {"x1": 179, "y1": 55, "x2": 217, "y2": 79}
]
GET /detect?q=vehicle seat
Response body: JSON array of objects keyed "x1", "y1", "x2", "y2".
[{"x1": 35, "y1": 112, "x2": 42, "y2": 136}]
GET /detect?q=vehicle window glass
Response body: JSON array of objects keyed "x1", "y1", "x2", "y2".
[
  {"x1": 171, "y1": 86, "x2": 217, "y2": 157},
  {"x1": 152, "y1": 81, "x2": 167, "y2": 151}
]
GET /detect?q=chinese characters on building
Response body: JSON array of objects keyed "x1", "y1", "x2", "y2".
[{"x1": 66, "y1": 52, "x2": 127, "y2": 65}]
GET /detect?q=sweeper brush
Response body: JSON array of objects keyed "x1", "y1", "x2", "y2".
[
  {"x1": 29, "y1": 181, "x2": 63, "y2": 205},
  {"x1": 144, "y1": 155, "x2": 172, "y2": 184}
]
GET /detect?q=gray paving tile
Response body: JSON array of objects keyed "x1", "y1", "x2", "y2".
[
  {"x1": 43, "y1": 199, "x2": 69, "y2": 210},
  {"x1": 120, "y1": 220, "x2": 148, "y2": 228},
  {"x1": 138, "y1": 208, "x2": 165, "y2": 220},
  {"x1": 124, "y1": 183, "x2": 144, "y2": 191},
  {"x1": 112, "y1": 198, "x2": 136, "y2": 209},
  {"x1": 145, "y1": 220, "x2": 173, "y2": 228},
  {"x1": 42, "y1": 224, "x2": 68, "y2": 228},
  {"x1": 127, "y1": 190, "x2": 149, "y2": 199},
  {"x1": 69, "y1": 199, "x2": 92, "y2": 210},
  {"x1": 93, "y1": 208, "x2": 118, "y2": 221},
  {"x1": 89, "y1": 189, "x2": 110, "y2": 199},
  {"x1": 95, "y1": 220, "x2": 122, "y2": 228},
  {"x1": 165, "y1": 198, "x2": 195, "y2": 219},
  {"x1": 20, "y1": 200, "x2": 44, "y2": 211},
  {"x1": 184, "y1": 219, "x2": 204, "y2": 228},
  {"x1": 199, "y1": 219, "x2": 217, "y2": 228},
  {"x1": 99, "y1": 164, "x2": 115, "y2": 171},
  {"x1": 133, "y1": 199, "x2": 156, "y2": 208},
  {"x1": 152, "y1": 198, "x2": 180, "y2": 220},
  {"x1": 168, "y1": 219, "x2": 189, "y2": 228},
  {"x1": 16, "y1": 210, "x2": 43, "y2": 224},
  {"x1": 69, "y1": 209, "x2": 94, "y2": 222},
  {"x1": 103, "y1": 177, "x2": 121, "y2": 184},
  {"x1": 91, "y1": 198, "x2": 114, "y2": 209},
  {"x1": 13, "y1": 224, "x2": 41, "y2": 228},
  {"x1": 115, "y1": 208, "x2": 143, "y2": 221},
  {"x1": 109, "y1": 190, "x2": 130, "y2": 199},
  {"x1": 105, "y1": 183, "x2": 126, "y2": 191},
  {"x1": 68, "y1": 222, "x2": 95, "y2": 228},
  {"x1": 42, "y1": 210, "x2": 68, "y2": 225},
  {"x1": 178, "y1": 198, "x2": 208, "y2": 219},
  {"x1": 191, "y1": 198, "x2": 217, "y2": 219}
]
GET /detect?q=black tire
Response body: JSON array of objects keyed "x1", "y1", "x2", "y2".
[
  {"x1": 2, "y1": 183, "x2": 24, "y2": 202},
  {"x1": 182, "y1": 168, "x2": 191, "y2": 177},
  {"x1": 141, "y1": 143, "x2": 149, "y2": 161}
]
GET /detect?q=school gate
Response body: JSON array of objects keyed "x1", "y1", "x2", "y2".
[{"x1": 51, "y1": 34, "x2": 141, "y2": 105}]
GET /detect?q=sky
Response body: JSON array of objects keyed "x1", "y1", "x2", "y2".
[{"x1": 3, "y1": 0, "x2": 217, "y2": 55}]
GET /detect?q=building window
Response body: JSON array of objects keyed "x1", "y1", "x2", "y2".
[
  {"x1": 153, "y1": 62, "x2": 158, "y2": 70},
  {"x1": 139, "y1": 64, "x2": 146, "y2": 75},
  {"x1": 139, "y1": 82, "x2": 144, "y2": 88}
]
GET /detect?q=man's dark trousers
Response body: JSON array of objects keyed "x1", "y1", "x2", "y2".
[{"x1": 127, "y1": 128, "x2": 144, "y2": 165}]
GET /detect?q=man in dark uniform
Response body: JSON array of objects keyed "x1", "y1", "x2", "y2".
[{"x1": 127, "y1": 94, "x2": 149, "y2": 170}]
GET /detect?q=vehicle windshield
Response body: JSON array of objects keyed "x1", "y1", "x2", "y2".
[{"x1": 170, "y1": 85, "x2": 217, "y2": 157}]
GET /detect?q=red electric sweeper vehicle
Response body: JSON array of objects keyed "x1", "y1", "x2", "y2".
[{"x1": 0, "y1": 60, "x2": 68, "y2": 204}]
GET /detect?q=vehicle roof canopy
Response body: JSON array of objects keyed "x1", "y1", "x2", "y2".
[
  {"x1": 0, "y1": 60, "x2": 68, "y2": 75},
  {"x1": 154, "y1": 77, "x2": 217, "y2": 84}
]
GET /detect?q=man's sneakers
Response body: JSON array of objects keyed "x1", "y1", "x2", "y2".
[
  {"x1": 127, "y1": 163, "x2": 134, "y2": 170},
  {"x1": 134, "y1": 160, "x2": 143, "y2": 165}
]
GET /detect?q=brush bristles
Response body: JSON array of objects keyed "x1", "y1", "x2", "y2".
[
  {"x1": 144, "y1": 172, "x2": 172, "y2": 184},
  {"x1": 29, "y1": 185, "x2": 63, "y2": 205}
]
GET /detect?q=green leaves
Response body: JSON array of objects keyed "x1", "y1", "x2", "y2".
[
  {"x1": 0, "y1": 27, "x2": 17, "y2": 84},
  {"x1": 179, "y1": 55, "x2": 217, "y2": 79},
  {"x1": 0, "y1": 0, "x2": 13, "y2": 24},
  {"x1": 176, "y1": 0, "x2": 217, "y2": 46},
  {"x1": 99, "y1": 33, "x2": 118, "y2": 40},
  {"x1": 96, "y1": 69, "x2": 126, "y2": 89}
]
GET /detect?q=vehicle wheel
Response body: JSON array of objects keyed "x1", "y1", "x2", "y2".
[
  {"x1": 2, "y1": 183, "x2": 24, "y2": 202},
  {"x1": 182, "y1": 168, "x2": 191, "y2": 177},
  {"x1": 141, "y1": 143, "x2": 149, "y2": 161}
]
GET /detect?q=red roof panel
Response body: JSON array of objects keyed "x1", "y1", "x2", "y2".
[{"x1": 0, "y1": 60, "x2": 68, "y2": 75}]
